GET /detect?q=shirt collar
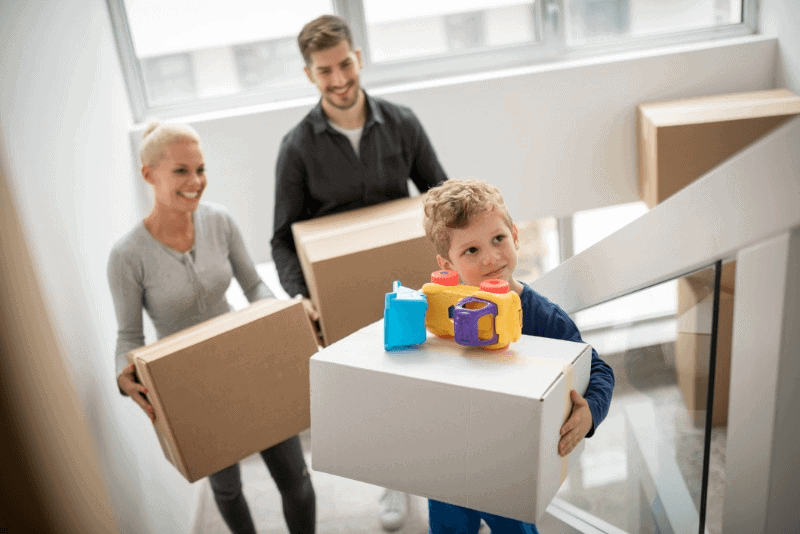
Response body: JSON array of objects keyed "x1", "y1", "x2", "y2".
[{"x1": 309, "y1": 90, "x2": 384, "y2": 135}]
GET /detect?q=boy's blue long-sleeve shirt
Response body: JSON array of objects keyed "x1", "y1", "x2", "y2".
[
  {"x1": 428, "y1": 283, "x2": 616, "y2": 531},
  {"x1": 520, "y1": 283, "x2": 614, "y2": 436}
]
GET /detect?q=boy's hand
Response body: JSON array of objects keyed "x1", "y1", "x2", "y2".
[{"x1": 559, "y1": 389, "x2": 593, "y2": 457}]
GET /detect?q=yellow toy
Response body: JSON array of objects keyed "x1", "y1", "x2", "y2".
[{"x1": 421, "y1": 270, "x2": 522, "y2": 350}]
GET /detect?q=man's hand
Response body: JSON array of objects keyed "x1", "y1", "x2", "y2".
[
  {"x1": 559, "y1": 389, "x2": 593, "y2": 457},
  {"x1": 118, "y1": 363, "x2": 155, "y2": 422},
  {"x1": 297, "y1": 297, "x2": 324, "y2": 346},
  {"x1": 299, "y1": 297, "x2": 319, "y2": 323}
]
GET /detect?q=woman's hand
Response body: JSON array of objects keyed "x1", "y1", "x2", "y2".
[
  {"x1": 558, "y1": 389, "x2": 593, "y2": 457},
  {"x1": 118, "y1": 363, "x2": 155, "y2": 422}
]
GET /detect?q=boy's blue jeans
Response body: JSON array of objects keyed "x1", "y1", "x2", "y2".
[{"x1": 429, "y1": 499, "x2": 540, "y2": 533}]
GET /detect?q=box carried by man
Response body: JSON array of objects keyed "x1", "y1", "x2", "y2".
[
  {"x1": 292, "y1": 196, "x2": 439, "y2": 346},
  {"x1": 128, "y1": 299, "x2": 319, "y2": 482},
  {"x1": 310, "y1": 320, "x2": 592, "y2": 523}
]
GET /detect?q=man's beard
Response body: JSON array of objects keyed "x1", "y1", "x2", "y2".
[{"x1": 325, "y1": 83, "x2": 360, "y2": 111}]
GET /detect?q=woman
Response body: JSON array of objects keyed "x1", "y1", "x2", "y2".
[{"x1": 108, "y1": 121, "x2": 315, "y2": 534}]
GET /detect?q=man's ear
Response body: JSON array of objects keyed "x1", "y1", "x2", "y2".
[
  {"x1": 355, "y1": 48, "x2": 363, "y2": 68},
  {"x1": 436, "y1": 254, "x2": 453, "y2": 271},
  {"x1": 304, "y1": 65, "x2": 314, "y2": 84}
]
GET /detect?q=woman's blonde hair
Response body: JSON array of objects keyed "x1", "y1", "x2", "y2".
[
  {"x1": 139, "y1": 120, "x2": 201, "y2": 168},
  {"x1": 422, "y1": 179, "x2": 514, "y2": 259}
]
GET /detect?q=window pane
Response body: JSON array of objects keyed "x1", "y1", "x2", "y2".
[
  {"x1": 571, "y1": 201, "x2": 676, "y2": 341},
  {"x1": 567, "y1": 0, "x2": 744, "y2": 45},
  {"x1": 555, "y1": 263, "x2": 729, "y2": 534},
  {"x1": 572, "y1": 201, "x2": 649, "y2": 255},
  {"x1": 364, "y1": 1, "x2": 539, "y2": 63},
  {"x1": 122, "y1": 0, "x2": 333, "y2": 105},
  {"x1": 142, "y1": 53, "x2": 196, "y2": 105},
  {"x1": 514, "y1": 217, "x2": 559, "y2": 285}
]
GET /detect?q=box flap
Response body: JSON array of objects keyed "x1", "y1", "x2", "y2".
[
  {"x1": 128, "y1": 299, "x2": 299, "y2": 363},
  {"x1": 292, "y1": 196, "x2": 423, "y2": 235},
  {"x1": 314, "y1": 320, "x2": 590, "y2": 400},
  {"x1": 639, "y1": 89, "x2": 800, "y2": 127},
  {"x1": 131, "y1": 355, "x2": 190, "y2": 479},
  {"x1": 293, "y1": 200, "x2": 425, "y2": 263}
]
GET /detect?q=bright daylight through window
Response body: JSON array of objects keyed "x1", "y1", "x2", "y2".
[{"x1": 110, "y1": 0, "x2": 751, "y2": 120}]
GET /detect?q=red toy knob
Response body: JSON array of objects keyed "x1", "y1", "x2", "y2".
[
  {"x1": 480, "y1": 279, "x2": 509, "y2": 294},
  {"x1": 431, "y1": 270, "x2": 459, "y2": 286}
]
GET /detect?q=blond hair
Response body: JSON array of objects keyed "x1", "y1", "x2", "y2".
[
  {"x1": 139, "y1": 120, "x2": 201, "y2": 168},
  {"x1": 422, "y1": 179, "x2": 514, "y2": 259},
  {"x1": 297, "y1": 14, "x2": 354, "y2": 65}
]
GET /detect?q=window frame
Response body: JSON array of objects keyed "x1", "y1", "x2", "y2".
[{"x1": 106, "y1": 0, "x2": 758, "y2": 122}]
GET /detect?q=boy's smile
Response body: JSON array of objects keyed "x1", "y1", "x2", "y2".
[{"x1": 437, "y1": 208, "x2": 524, "y2": 294}]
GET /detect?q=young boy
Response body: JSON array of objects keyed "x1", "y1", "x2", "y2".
[{"x1": 422, "y1": 179, "x2": 615, "y2": 533}]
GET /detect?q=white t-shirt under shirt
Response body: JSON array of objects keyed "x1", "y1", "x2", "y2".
[{"x1": 328, "y1": 121, "x2": 364, "y2": 157}]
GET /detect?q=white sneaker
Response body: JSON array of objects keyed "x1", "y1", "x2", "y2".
[
  {"x1": 478, "y1": 518, "x2": 491, "y2": 533},
  {"x1": 379, "y1": 489, "x2": 409, "y2": 531}
]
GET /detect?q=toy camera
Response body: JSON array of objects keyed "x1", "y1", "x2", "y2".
[
  {"x1": 422, "y1": 270, "x2": 522, "y2": 350},
  {"x1": 384, "y1": 270, "x2": 522, "y2": 351}
]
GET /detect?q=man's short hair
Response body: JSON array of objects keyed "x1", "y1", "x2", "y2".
[
  {"x1": 298, "y1": 14, "x2": 354, "y2": 66},
  {"x1": 422, "y1": 179, "x2": 514, "y2": 259}
]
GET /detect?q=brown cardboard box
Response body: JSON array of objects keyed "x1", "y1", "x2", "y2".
[
  {"x1": 127, "y1": 299, "x2": 318, "y2": 482},
  {"x1": 292, "y1": 196, "x2": 439, "y2": 346},
  {"x1": 637, "y1": 89, "x2": 800, "y2": 208},
  {"x1": 676, "y1": 262, "x2": 735, "y2": 427}
]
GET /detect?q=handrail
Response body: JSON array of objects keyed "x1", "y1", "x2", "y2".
[{"x1": 530, "y1": 116, "x2": 800, "y2": 314}]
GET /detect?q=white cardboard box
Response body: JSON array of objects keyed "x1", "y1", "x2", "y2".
[{"x1": 310, "y1": 320, "x2": 591, "y2": 523}]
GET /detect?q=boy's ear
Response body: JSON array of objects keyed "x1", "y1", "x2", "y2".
[
  {"x1": 436, "y1": 254, "x2": 453, "y2": 271},
  {"x1": 142, "y1": 166, "x2": 153, "y2": 185},
  {"x1": 512, "y1": 223, "x2": 520, "y2": 250}
]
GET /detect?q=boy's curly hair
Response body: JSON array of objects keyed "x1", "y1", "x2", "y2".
[{"x1": 422, "y1": 179, "x2": 514, "y2": 259}]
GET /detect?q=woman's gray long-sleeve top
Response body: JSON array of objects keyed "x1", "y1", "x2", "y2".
[{"x1": 108, "y1": 202, "x2": 273, "y2": 379}]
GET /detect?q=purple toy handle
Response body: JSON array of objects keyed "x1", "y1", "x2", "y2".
[{"x1": 453, "y1": 297, "x2": 498, "y2": 347}]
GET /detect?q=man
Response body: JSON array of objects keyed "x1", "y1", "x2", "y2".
[{"x1": 270, "y1": 14, "x2": 448, "y2": 532}]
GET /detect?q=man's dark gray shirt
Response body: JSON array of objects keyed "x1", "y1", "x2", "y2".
[{"x1": 271, "y1": 92, "x2": 448, "y2": 297}]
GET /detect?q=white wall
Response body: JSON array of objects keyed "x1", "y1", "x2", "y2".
[
  {"x1": 0, "y1": 2, "x2": 195, "y2": 533},
  {"x1": 760, "y1": 0, "x2": 800, "y2": 93},
  {"x1": 152, "y1": 36, "x2": 777, "y2": 265},
  {"x1": 0, "y1": 1, "x2": 795, "y2": 533}
]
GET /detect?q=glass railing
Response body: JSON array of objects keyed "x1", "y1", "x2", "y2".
[
  {"x1": 549, "y1": 261, "x2": 730, "y2": 534},
  {"x1": 528, "y1": 117, "x2": 800, "y2": 533}
]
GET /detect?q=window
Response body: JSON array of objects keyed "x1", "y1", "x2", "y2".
[
  {"x1": 142, "y1": 53, "x2": 196, "y2": 105},
  {"x1": 110, "y1": 0, "x2": 333, "y2": 117},
  {"x1": 233, "y1": 38, "x2": 304, "y2": 90},
  {"x1": 362, "y1": 1, "x2": 539, "y2": 63},
  {"x1": 106, "y1": 0, "x2": 756, "y2": 120},
  {"x1": 569, "y1": 201, "x2": 678, "y2": 334},
  {"x1": 568, "y1": 0, "x2": 744, "y2": 44}
]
